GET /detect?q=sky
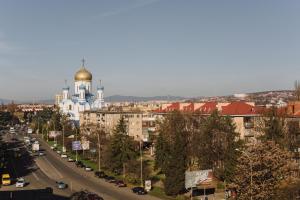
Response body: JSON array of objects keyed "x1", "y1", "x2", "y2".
[{"x1": 0, "y1": 0, "x2": 300, "y2": 101}]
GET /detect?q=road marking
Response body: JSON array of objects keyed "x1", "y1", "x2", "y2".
[
  {"x1": 42, "y1": 156, "x2": 63, "y2": 179},
  {"x1": 32, "y1": 172, "x2": 40, "y2": 181}
]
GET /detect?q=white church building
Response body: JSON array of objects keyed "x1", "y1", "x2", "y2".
[{"x1": 58, "y1": 60, "x2": 105, "y2": 122}]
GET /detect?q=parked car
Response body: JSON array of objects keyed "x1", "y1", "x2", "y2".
[
  {"x1": 115, "y1": 180, "x2": 127, "y2": 187},
  {"x1": 56, "y1": 181, "x2": 68, "y2": 189},
  {"x1": 68, "y1": 157, "x2": 74, "y2": 162},
  {"x1": 50, "y1": 146, "x2": 55, "y2": 150},
  {"x1": 61, "y1": 154, "x2": 67, "y2": 158},
  {"x1": 75, "y1": 161, "x2": 85, "y2": 168},
  {"x1": 132, "y1": 187, "x2": 147, "y2": 195},
  {"x1": 87, "y1": 193, "x2": 104, "y2": 200},
  {"x1": 104, "y1": 176, "x2": 116, "y2": 183},
  {"x1": 94, "y1": 171, "x2": 106, "y2": 178},
  {"x1": 56, "y1": 150, "x2": 61, "y2": 154},
  {"x1": 2, "y1": 174, "x2": 11, "y2": 186},
  {"x1": 38, "y1": 151, "x2": 45, "y2": 156},
  {"x1": 85, "y1": 166, "x2": 93, "y2": 171},
  {"x1": 16, "y1": 178, "x2": 26, "y2": 188}
]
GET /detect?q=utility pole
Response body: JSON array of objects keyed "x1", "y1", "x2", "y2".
[
  {"x1": 97, "y1": 128, "x2": 101, "y2": 171},
  {"x1": 62, "y1": 116, "x2": 65, "y2": 153},
  {"x1": 140, "y1": 139, "x2": 143, "y2": 187},
  {"x1": 75, "y1": 127, "x2": 78, "y2": 162}
]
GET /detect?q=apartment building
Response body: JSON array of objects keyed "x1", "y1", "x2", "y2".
[
  {"x1": 79, "y1": 110, "x2": 157, "y2": 142},
  {"x1": 153, "y1": 101, "x2": 261, "y2": 140}
]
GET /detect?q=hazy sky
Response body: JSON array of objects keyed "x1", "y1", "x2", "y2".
[{"x1": 0, "y1": 0, "x2": 299, "y2": 101}]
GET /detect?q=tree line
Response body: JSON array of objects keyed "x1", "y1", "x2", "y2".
[{"x1": 154, "y1": 109, "x2": 300, "y2": 199}]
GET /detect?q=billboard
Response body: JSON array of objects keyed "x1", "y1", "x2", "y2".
[
  {"x1": 81, "y1": 140, "x2": 90, "y2": 150},
  {"x1": 72, "y1": 141, "x2": 82, "y2": 151},
  {"x1": 185, "y1": 169, "x2": 213, "y2": 189}
]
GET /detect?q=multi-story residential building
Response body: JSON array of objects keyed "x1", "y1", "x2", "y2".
[
  {"x1": 55, "y1": 94, "x2": 63, "y2": 106},
  {"x1": 153, "y1": 101, "x2": 261, "y2": 140},
  {"x1": 17, "y1": 104, "x2": 54, "y2": 112},
  {"x1": 80, "y1": 110, "x2": 157, "y2": 142}
]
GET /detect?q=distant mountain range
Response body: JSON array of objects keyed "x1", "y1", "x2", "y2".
[
  {"x1": 0, "y1": 95, "x2": 187, "y2": 104},
  {"x1": 104, "y1": 95, "x2": 187, "y2": 102},
  {"x1": 0, "y1": 99, "x2": 13, "y2": 104},
  {"x1": 0, "y1": 90, "x2": 295, "y2": 104}
]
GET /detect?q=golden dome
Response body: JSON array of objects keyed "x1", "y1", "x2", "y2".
[{"x1": 74, "y1": 66, "x2": 92, "y2": 81}]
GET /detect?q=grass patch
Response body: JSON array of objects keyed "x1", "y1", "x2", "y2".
[{"x1": 149, "y1": 187, "x2": 187, "y2": 200}]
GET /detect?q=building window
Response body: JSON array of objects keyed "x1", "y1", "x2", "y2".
[{"x1": 69, "y1": 105, "x2": 72, "y2": 110}]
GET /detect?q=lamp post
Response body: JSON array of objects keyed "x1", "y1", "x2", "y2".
[
  {"x1": 47, "y1": 121, "x2": 49, "y2": 142},
  {"x1": 75, "y1": 126, "x2": 78, "y2": 162},
  {"x1": 236, "y1": 149, "x2": 253, "y2": 200},
  {"x1": 140, "y1": 138, "x2": 143, "y2": 187},
  {"x1": 62, "y1": 116, "x2": 65, "y2": 153}
]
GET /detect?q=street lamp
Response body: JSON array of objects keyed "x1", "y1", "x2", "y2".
[
  {"x1": 236, "y1": 149, "x2": 253, "y2": 200},
  {"x1": 97, "y1": 124, "x2": 103, "y2": 172},
  {"x1": 138, "y1": 136, "x2": 143, "y2": 187},
  {"x1": 47, "y1": 121, "x2": 50, "y2": 142},
  {"x1": 61, "y1": 116, "x2": 66, "y2": 153}
]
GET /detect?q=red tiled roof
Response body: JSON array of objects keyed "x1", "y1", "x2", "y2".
[
  {"x1": 221, "y1": 102, "x2": 257, "y2": 116},
  {"x1": 196, "y1": 102, "x2": 217, "y2": 114},
  {"x1": 183, "y1": 103, "x2": 194, "y2": 112},
  {"x1": 164, "y1": 102, "x2": 180, "y2": 112}
]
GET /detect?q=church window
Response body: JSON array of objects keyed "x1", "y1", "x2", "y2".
[{"x1": 69, "y1": 105, "x2": 72, "y2": 110}]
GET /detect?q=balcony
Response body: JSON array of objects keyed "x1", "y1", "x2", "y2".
[{"x1": 244, "y1": 122, "x2": 254, "y2": 129}]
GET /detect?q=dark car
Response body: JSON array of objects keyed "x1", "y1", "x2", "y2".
[
  {"x1": 115, "y1": 180, "x2": 127, "y2": 187},
  {"x1": 132, "y1": 187, "x2": 147, "y2": 195},
  {"x1": 104, "y1": 176, "x2": 116, "y2": 183},
  {"x1": 87, "y1": 193, "x2": 104, "y2": 200},
  {"x1": 75, "y1": 161, "x2": 85, "y2": 168},
  {"x1": 94, "y1": 171, "x2": 106, "y2": 178}
]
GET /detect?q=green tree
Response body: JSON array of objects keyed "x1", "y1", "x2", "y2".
[
  {"x1": 106, "y1": 117, "x2": 138, "y2": 176},
  {"x1": 156, "y1": 111, "x2": 188, "y2": 196},
  {"x1": 164, "y1": 131, "x2": 188, "y2": 196},
  {"x1": 195, "y1": 111, "x2": 241, "y2": 182},
  {"x1": 261, "y1": 107, "x2": 286, "y2": 146},
  {"x1": 154, "y1": 131, "x2": 170, "y2": 173}
]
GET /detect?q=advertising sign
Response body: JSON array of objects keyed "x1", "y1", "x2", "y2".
[
  {"x1": 81, "y1": 140, "x2": 90, "y2": 150},
  {"x1": 185, "y1": 169, "x2": 213, "y2": 189},
  {"x1": 72, "y1": 141, "x2": 82, "y2": 151},
  {"x1": 145, "y1": 180, "x2": 152, "y2": 192}
]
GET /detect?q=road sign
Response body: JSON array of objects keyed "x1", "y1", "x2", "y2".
[
  {"x1": 72, "y1": 141, "x2": 82, "y2": 151},
  {"x1": 185, "y1": 169, "x2": 213, "y2": 189}
]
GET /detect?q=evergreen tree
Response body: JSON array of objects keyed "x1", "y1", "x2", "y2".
[
  {"x1": 154, "y1": 131, "x2": 170, "y2": 173},
  {"x1": 164, "y1": 132, "x2": 187, "y2": 195},
  {"x1": 106, "y1": 117, "x2": 138, "y2": 175},
  {"x1": 261, "y1": 107, "x2": 285, "y2": 146},
  {"x1": 158, "y1": 111, "x2": 188, "y2": 196},
  {"x1": 195, "y1": 111, "x2": 241, "y2": 182}
]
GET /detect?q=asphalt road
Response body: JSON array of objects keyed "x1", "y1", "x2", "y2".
[
  {"x1": 0, "y1": 130, "x2": 69, "y2": 199},
  {"x1": 36, "y1": 134, "x2": 162, "y2": 200}
]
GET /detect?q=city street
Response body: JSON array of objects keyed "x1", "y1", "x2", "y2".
[
  {"x1": 1, "y1": 128, "x2": 162, "y2": 200},
  {"x1": 0, "y1": 130, "x2": 69, "y2": 199},
  {"x1": 35, "y1": 134, "x2": 162, "y2": 200}
]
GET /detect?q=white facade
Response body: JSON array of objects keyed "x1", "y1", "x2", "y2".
[{"x1": 58, "y1": 63, "x2": 105, "y2": 122}]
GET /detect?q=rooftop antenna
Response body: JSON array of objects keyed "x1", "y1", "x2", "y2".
[
  {"x1": 64, "y1": 79, "x2": 68, "y2": 86},
  {"x1": 99, "y1": 79, "x2": 101, "y2": 87}
]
